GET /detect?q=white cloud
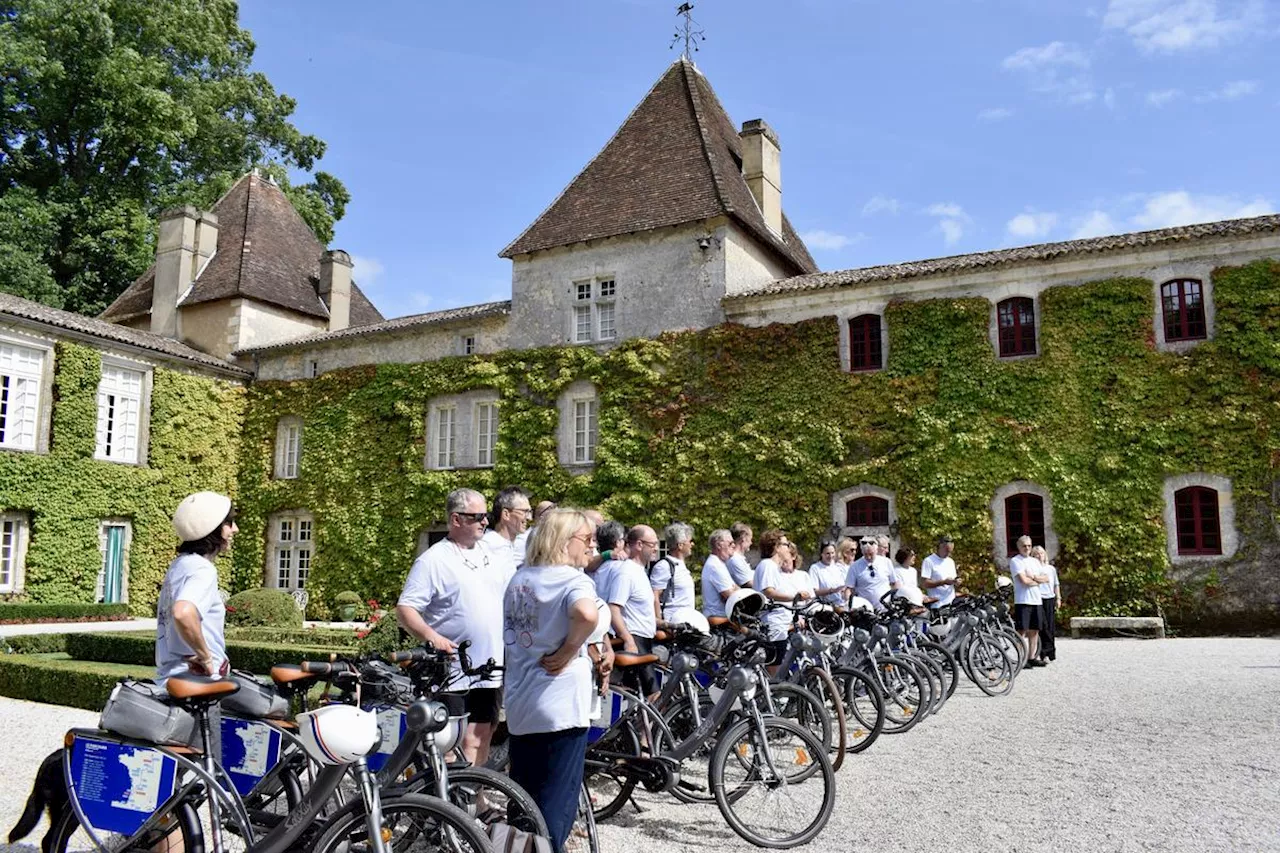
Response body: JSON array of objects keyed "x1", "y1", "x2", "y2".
[
  {"x1": 1001, "y1": 41, "x2": 1090, "y2": 70},
  {"x1": 800, "y1": 230, "x2": 863, "y2": 251},
  {"x1": 861, "y1": 195, "x2": 902, "y2": 216},
  {"x1": 1001, "y1": 41, "x2": 1095, "y2": 102},
  {"x1": 1103, "y1": 87, "x2": 1118, "y2": 109},
  {"x1": 1006, "y1": 212, "x2": 1059, "y2": 241},
  {"x1": 349, "y1": 254, "x2": 385, "y2": 288},
  {"x1": 925, "y1": 203, "x2": 972, "y2": 247},
  {"x1": 978, "y1": 107, "x2": 1015, "y2": 121},
  {"x1": 1194, "y1": 79, "x2": 1261, "y2": 101},
  {"x1": 1146, "y1": 88, "x2": 1183, "y2": 106},
  {"x1": 1131, "y1": 190, "x2": 1274, "y2": 228},
  {"x1": 410, "y1": 291, "x2": 433, "y2": 310},
  {"x1": 1103, "y1": 0, "x2": 1264, "y2": 53},
  {"x1": 1072, "y1": 211, "x2": 1119, "y2": 238}
]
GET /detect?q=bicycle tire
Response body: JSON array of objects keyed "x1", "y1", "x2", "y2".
[
  {"x1": 49, "y1": 797, "x2": 204, "y2": 853},
  {"x1": 916, "y1": 639, "x2": 959, "y2": 701},
  {"x1": 800, "y1": 667, "x2": 847, "y2": 771},
  {"x1": 967, "y1": 635, "x2": 1015, "y2": 696},
  {"x1": 830, "y1": 666, "x2": 885, "y2": 754},
  {"x1": 711, "y1": 716, "x2": 835, "y2": 849},
  {"x1": 444, "y1": 765, "x2": 551, "y2": 839},
  {"x1": 662, "y1": 692, "x2": 720, "y2": 805},
  {"x1": 309, "y1": 792, "x2": 490, "y2": 853},
  {"x1": 584, "y1": 715, "x2": 643, "y2": 818},
  {"x1": 566, "y1": 782, "x2": 600, "y2": 853},
  {"x1": 874, "y1": 656, "x2": 925, "y2": 734},
  {"x1": 760, "y1": 682, "x2": 833, "y2": 757},
  {"x1": 909, "y1": 650, "x2": 947, "y2": 716}
]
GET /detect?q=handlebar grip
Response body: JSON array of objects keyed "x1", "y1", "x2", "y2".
[
  {"x1": 388, "y1": 648, "x2": 429, "y2": 664},
  {"x1": 300, "y1": 660, "x2": 352, "y2": 675},
  {"x1": 457, "y1": 639, "x2": 473, "y2": 673}
]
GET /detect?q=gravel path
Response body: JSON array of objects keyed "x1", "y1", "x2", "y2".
[{"x1": 1, "y1": 637, "x2": 1277, "y2": 853}]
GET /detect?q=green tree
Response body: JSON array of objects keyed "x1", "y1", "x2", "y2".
[{"x1": 0, "y1": 0, "x2": 347, "y2": 315}]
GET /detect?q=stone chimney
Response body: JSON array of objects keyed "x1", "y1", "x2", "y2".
[
  {"x1": 318, "y1": 249, "x2": 353, "y2": 331},
  {"x1": 193, "y1": 210, "x2": 219, "y2": 274},
  {"x1": 151, "y1": 206, "x2": 198, "y2": 337},
  {"x1": 739, "y1": 119, "x2": 782, "y2": 235}
]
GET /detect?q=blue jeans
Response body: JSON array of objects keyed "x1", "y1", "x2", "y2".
[{"x1": 508, "y1": 727, "x2": 589, "y2": 853}]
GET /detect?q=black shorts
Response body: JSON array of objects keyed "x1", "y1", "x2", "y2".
[
  {"x1": 464, "y1": 687, "x2": 502, "y2": 725},
  {"x1": 621, "y1": 636, "x2": 656, "y2": 697},
  {"x1": 1014, "y1": 603, "x2": 1042, "y2": 632},
  {"x1": 765, "y1": 639, "x2": 789, "y2": 666}
]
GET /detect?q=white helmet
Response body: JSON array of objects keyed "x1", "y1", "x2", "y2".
[
  {"x1": 808, "y1": 608, "x2": 844, "y2": 646},
  {"x1": 725, "y1": 589, "x2": 765, "y2": 622},
  {"x1": 680, "y1": 611, "x2": 711, "y2": 635},
  {"x1": 173, "y1": 492, "x2": 232, "y2": 542},
  {"x1": 996, "y1": 576, "x2": 1013, "y2": 589},
  {"x1": 896, "y1": 587, "x2": 925, "y2": 607},
  {"x1": 587, "y1": 598, "x2": 611, "y2": 644},
  {"x1": 847, "y1": 596, "x2": 874, "y2": 612},
  {"x1": 296, "y1": 705, "x2": 380, "y2": 765}
]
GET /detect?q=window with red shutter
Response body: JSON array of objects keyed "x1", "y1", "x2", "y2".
[
  {"x1": 1160, "y1": 279, "x2": 1207, "y2": 342},
  {"x1": 997, "y1": 297, "x2": 1037, "y2": 357},
  {"x1": 845, "y1": 496, "x2": 889, "y2": 528},
  {"x1": 1004, "y1": 493, "x2": 1045, "y2": 556},
  {"x1": 848, "y1": 315, "x2": 883, "y2": 372},
  {"x1": 1173, "y1": 486, "x2": 1221, "y2": 555}
]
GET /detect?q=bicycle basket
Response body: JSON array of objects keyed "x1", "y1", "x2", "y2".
[{"x1": 221, "y1": 671, "x2": 290, "y2": 719}]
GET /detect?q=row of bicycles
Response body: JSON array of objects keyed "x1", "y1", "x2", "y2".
[{"x1": 26, "y1": 578, "x2": 1027, "y2": 853}]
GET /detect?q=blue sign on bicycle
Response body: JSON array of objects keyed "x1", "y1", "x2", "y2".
[
  {"x1": 220, "y1": 717, "x2": 283, "y2": 796},
  {"x1": 364, "y1": 706, "x2": 408, "y2": 773},
  {"x1": 68, "y1": 736, "x2": 178, "y2": 836},
  {"x1": 588, "y1": 693, "x2": 625, "y2": 743}
]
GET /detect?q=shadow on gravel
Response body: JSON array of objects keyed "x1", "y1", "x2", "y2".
[{"x1": 606, "y1": 808, "x2": 740, "y2": 844}]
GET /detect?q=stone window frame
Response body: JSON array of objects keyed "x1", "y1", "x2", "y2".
[
  {"x1": 835, "y1": 303, "x2": 890, "y2": 374},
  {"x1": 425, "y1": 389, "x2": 500, "y2": 471},
  {"x1": 990, "y1": 481, "x2": 1059, "y2": 568},
  {"x1": 994, "y1": 296, "x2": 1039, "y2": 359},
  {"x1": 274, "y1": 415, "x2": 303, "y2": 480},
  {"x1": 94, "y1": 355, "x2": 152, "y2": 466},
  {"x1": 459, "y1": 333, "x2": 477, "y2": 356},
  {"x1": 474, "y1": 399, "x2": 499, "y2": 468},
  {"x1": 557, "y1": 380, "x2": 599, "y2": 469},
  {"x1": 305, "y1": 359, "x2": 319, "y2": 379},
  {"x1": 1151, "y1": 262, "x2": 1216, "y2": 353},
  {"x1": 847, "y1": 314, "x2": 884, "y2": 373},
  {"x1": 95, "y1": 517, "x2": 133, "y2": 604},
  {"x1": 567, "y1": 277, "x2": 617, "y2": 345},
  {"x1": 830, "y1": 483, "x2": 897, "y2": 547},
  {"x1": 0, "y1": 510, "x2": 31, "y2": 594},
  {"x1": 1162, "y1": 473, "x2": 1238, "y2": 565},
  {"x1": 265, "y1": 509, "x2": 315, "y2": 591},
  {"x1": 0, "y1": 329, "x2": 55, "y2": 455}
]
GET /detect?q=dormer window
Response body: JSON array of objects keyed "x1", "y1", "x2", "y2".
[{"x1": 569, "y1": 278, "x2": 618, "y2": 344}]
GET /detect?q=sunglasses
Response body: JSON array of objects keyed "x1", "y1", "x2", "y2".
[{"x1": 454, "y1": 511, "x2": 488, "y2": 524}]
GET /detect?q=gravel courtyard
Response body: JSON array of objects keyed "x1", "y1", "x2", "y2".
[{"x1": 1, "y1": 637, "x2": 1277, "y2": 852}]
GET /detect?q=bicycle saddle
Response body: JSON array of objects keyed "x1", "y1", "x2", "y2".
[
  {"x1": 165, "y1": 674, "x2": 240, "y2": 701},
  {"x1": 614, "y1": 651, "x2": 659, "y2": 667}
]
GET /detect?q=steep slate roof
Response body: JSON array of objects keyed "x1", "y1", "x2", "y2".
[
  {"x1": 0, "y1": 291, "x2": 250, "y2": 378},
  {"x1": 235, "y1": 300, "x2": 512, "y2": 355},
  {"x1": 501, "y1": 58, "x2": 817, "y2": 275},
  {"x1": 726, "y1": 213, "x2": 1280, "y2": 302},
  {"x1": 101, "y1": 173, "x2": 384, "y2": 327}
]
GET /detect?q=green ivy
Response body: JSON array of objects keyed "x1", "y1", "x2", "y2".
[
  {"x1": 0, "y1": 342, "x2": 245, "y2": 615},
  {"x1": 234, "y1": 262, "x2": 1280, "y2": 630}
]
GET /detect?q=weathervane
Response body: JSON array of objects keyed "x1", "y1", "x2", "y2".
[{"x1": 670, "y1": 3, "x2": 706, "y2": 59}]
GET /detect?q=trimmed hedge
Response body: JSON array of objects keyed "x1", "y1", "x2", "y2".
[
  {"x1": 0, "y1": 653, "x2": 153, "y2": 711},
  {"x1": 65, "y1": 632, "x2": 356, "y2": 674},
  {"x1": 2, "y1": 633, "x2": 69, "y2": 654},
  {"x1": 226, "y1": 627, "x2": 360, "y2": 646},
  {"x1": 0, "y1": 603, "x2": 131, "y2": 624},
  {"x1": 226, "y1": 589, "x2": 303, "y2": 628}
]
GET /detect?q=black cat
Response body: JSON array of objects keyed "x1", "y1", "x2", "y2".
[{"x1": 8, "y1": 750, "x2": 68, "y2": 853}]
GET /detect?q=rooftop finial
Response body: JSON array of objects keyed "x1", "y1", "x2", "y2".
[{"x1": 670, "y1": 3, "x2": 705, "y2": 60}]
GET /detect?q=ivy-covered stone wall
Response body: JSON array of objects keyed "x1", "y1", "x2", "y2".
[
  {"x1": 0, "y1": 342, "x2": 245, "y2": 614},
  {"x1": 234, "y1": 261, "x2": 1279, "y2": 630}
]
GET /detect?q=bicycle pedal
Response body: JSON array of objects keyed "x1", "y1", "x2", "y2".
[{"x1": 676, "y1": 779, "x2": 707, "y2": 793}]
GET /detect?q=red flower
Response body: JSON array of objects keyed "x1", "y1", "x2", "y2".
[
  {"x1": 367, "y1": 599, "x2": 380, "y2": 609},
  {"x1": 355, "y1": 630, "x2": 369, "y2": 639}
]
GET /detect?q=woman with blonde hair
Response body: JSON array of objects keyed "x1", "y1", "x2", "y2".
[
  {"x1": 504, "y1": 508, "x2": 610, "y2": 852},
  {"x1": 1031, "y1": 545, "x2": 1059, "y2": 664},
  {"x1": 835, "y1": 537, "x2": 858, "y2": 570}
]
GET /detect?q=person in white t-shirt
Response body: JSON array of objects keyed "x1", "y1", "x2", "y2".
[
  {"x1": 650, "y1": 522, "x2": 698, "y2": 625},
  {"x1": 1032, "y1": 545, "x2": 1060, "y2": 664},
  {"x1": 600, "y1": 524, "x2": 660, "y2": 697},
  {"x1": 754, "y1": 531, "x2": 814, "y2": 661},
  {"x1": 808, "y1": 541, "x2": 850, "y2": 608},
  {"x1": 701, "y1": 529, "x2": 739, "y2": 620},
  {"x1": 919, "y1": 535, "x2": 959, "y2": 608},
  {"x1": 892, "y1": 547, "x2": 920, "y2": 592},
  {"x1": 846, "y1": 537, "x2": 898, "y2": 610},
  {"x1": 727, "y1": 522, "x2": 754, "y2": 587},
  {"x1": 1009, "y1": 535, "x2": 1050, "y2": 667},
  {"x1": 157, "y1": 492, "x2": 236, "y2": 681},
  {"x1": 397, "y1": 488, "x2": 506, "y2": 765},
  {"x1": 481, "y1": 485, "x2": 532, "y2": 586},
  {"x1": 504, "y1": 508, "x2": 611, "y2": 853}
]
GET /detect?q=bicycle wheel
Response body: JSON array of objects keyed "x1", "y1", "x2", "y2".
[
  {"x1": 967, "y1": 635, "x2": 1015, "y2": 697},
  {"x1": 916, "y1": 639, "x2": 959, "y2": 701},
  {"x1": 565, "y1": 783, "x2": 600, "y2": 853},
  {"x1": 310, "y1": 792, "x2": 490, "y2": 853},
  {"x1": 49, "y1": 798, "x2": 204, "y2": 853},
  {"x1": 662, "y1": 692, "x2": 720, "y2": 805},
  {"x1": 875, "y1": 657, "x2": 925, "y2": 734},
  {"x1": 832, "y1": 666, "x2": 885, "y2": 754},
  {"x1": 583, "y1": 714, "x2": 642, "y2": 819},
  {"x1": 711, "y1": 717, "x2": 835, "y2": 849},
  {"x1": 760, "y1": 683, "x2": 833, "y2": 758},
  {"x1": 908, "y1": 650, "x2": 947, "y2": 716},
  {"x1": 800, "y1": 667, "x2": 846, "y2": 771},
  {"x1": 444, "y1": 766, "x2": 550, "y2": 839}
]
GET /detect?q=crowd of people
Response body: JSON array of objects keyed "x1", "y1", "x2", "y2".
[{"x1": 155, "y1": 485, "x2": 1063, "y2": 853}]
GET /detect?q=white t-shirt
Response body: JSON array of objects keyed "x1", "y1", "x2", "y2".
[
  {"x1": 1010, "y1": 554, "x2": 1044, "y2": 605},
  {"x1": 502, "y1": 565, "x2": 598, "y2": 735},
  {"x1": 893, "y1": 563, "x2": 919, "y2": 590},
  {"x1": 599, "y1": 558, "x2": 657, "y2": 640},
  {"x1": 512, "y1": 529, "x2": 529, "y2": 566},
  {"x1": 481, "y1": 529, "x2": 520, "y2": 588},
  {"x1": 649, "y1": 556, "x2": 697, "y2": 623},
  {"x1": 846, "y1": 556, "x2": 894, "y2": 610},
  {"x1": 156, "y1": 553, "x2": 227, "y2": 680},
  {"x1": 808, "y1": 561, "x2": 848, "y2": 607},
  {"x1": 754, "y1": 561, "x2": 813, "y2": 641},
  {"x1": 919, "y1": 553, "x2": 957, "y2": 608},
  {"x1": 726, "y1": 552, "x2": 753, "y2": 586},
  {"x1": 701, "y1": 554, "x2": 736, "y2": 619},
  {"x1": 1039, "y1": 563, "x2": 1059, "y2": 599},
  {"x1": 398, "y1": 538, "x2": 506, "y2": 688}
]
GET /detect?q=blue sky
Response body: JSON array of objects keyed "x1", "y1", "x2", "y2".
[{"x1": 239, "y1": 0, "x2": 1278, "y2": 320}]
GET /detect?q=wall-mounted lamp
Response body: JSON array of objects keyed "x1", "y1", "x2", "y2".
[{"x1": 697, "y1": 236, "x2": 712, "y2": 251}]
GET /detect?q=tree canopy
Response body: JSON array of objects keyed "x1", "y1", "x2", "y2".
[{"x1": 0, "y1": 0, "x2": 348, "y2": 315}]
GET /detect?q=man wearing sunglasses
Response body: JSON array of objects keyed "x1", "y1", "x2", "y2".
[
  {"x1": 846, "y1": 536, "x2": 899, "y2": 610},
  {"x1": 397, "y1": 487, "x2": 506, "y2": 767}
]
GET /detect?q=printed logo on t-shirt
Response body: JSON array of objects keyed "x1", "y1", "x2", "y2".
[{"x1": 505, "y1": 583, "x2": 538, "y2": 648}]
